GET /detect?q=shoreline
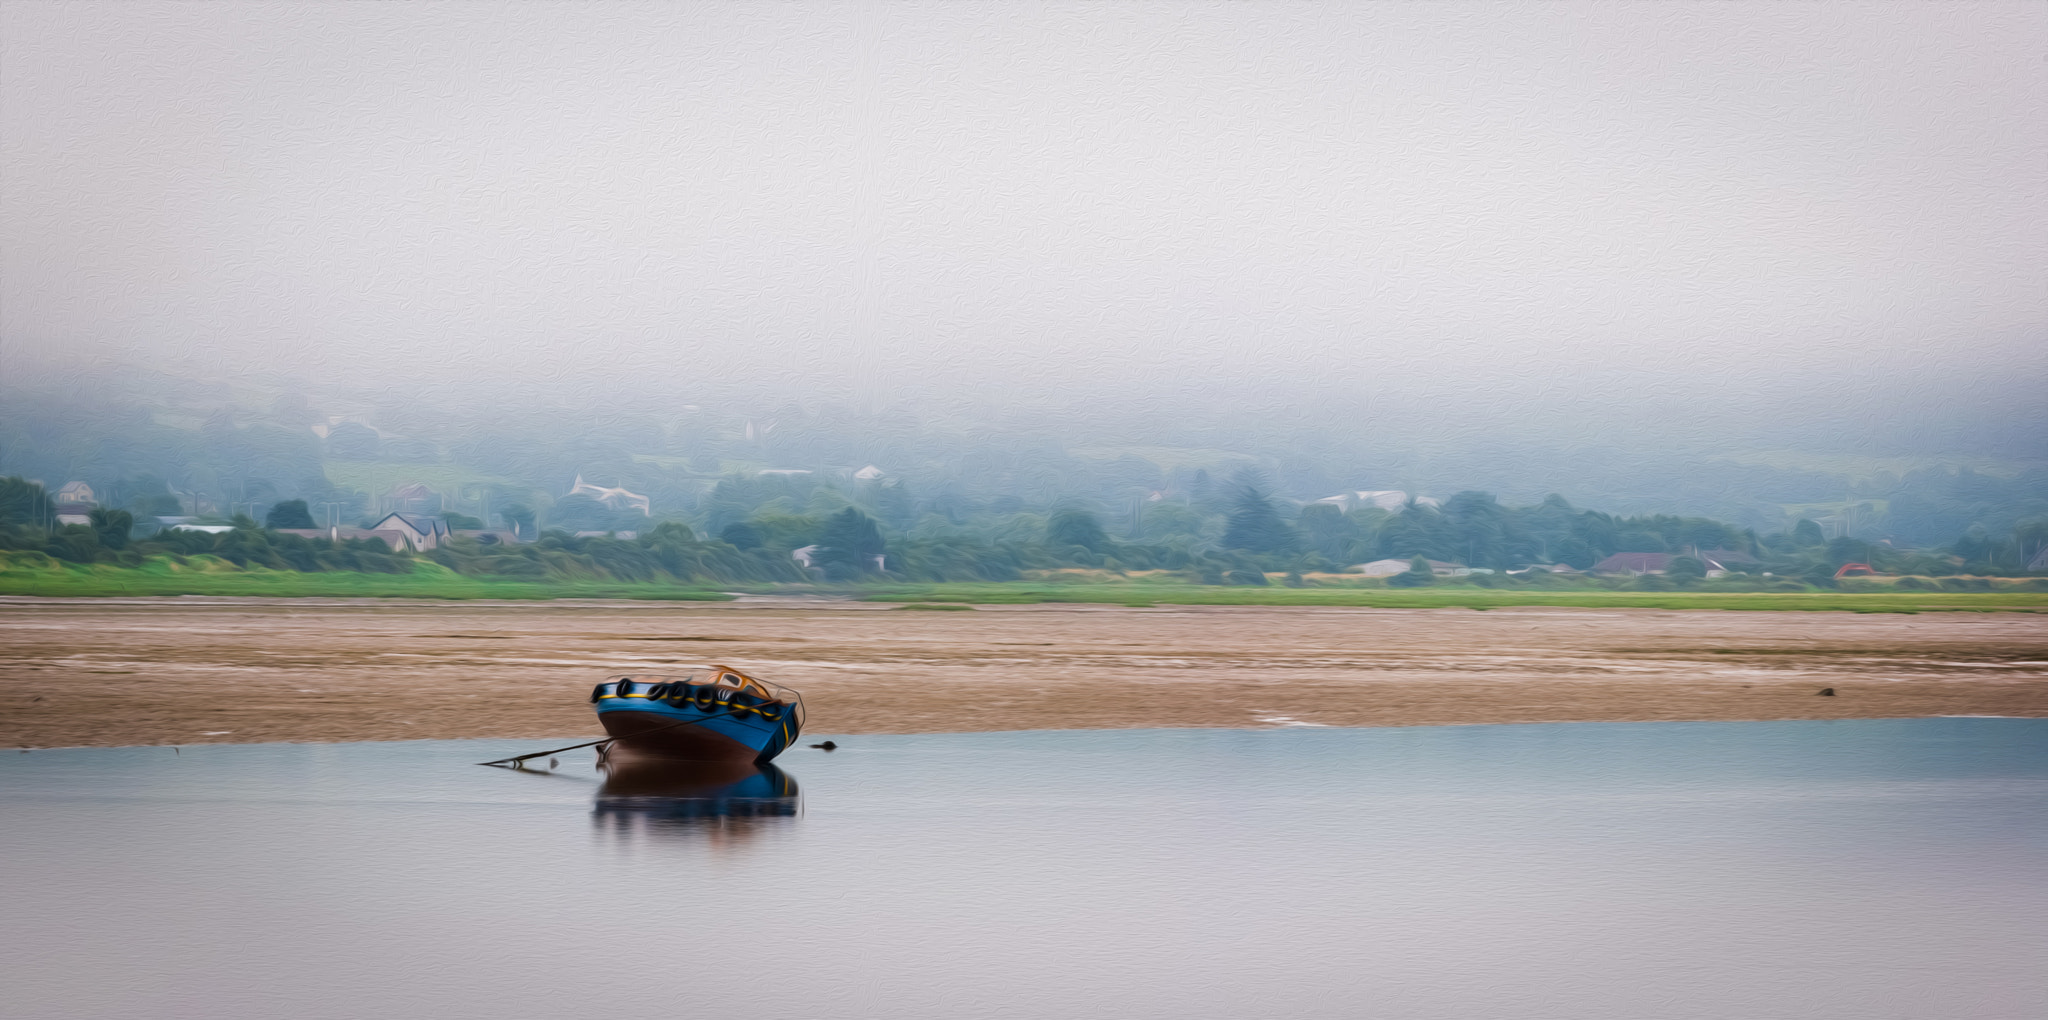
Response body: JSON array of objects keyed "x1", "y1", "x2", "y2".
[
  {"x1": 12, "y1": 713, "x2": 2045, "y2": 754},
  {"x1": 5, "y1": 599, "x2": 2045, "y2": 750},
  {"x1": 4, "y1": 578, "x2": 2047, "y2": 614}
]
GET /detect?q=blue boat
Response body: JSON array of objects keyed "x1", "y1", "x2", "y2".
[{"x1": 592, "y1": 665, "x2": 805, "y2": 764}]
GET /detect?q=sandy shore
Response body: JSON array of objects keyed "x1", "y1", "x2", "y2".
[{"x1": 3, "y1": 596, "x2": 2045, "y2": 748}]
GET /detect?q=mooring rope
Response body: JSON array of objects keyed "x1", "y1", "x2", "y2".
[{"x1": 475, "y1": 707, "x2": 743, "y2": 768}]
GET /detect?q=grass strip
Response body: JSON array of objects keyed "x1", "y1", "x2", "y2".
[
  {"x1": 854, "y1": 583, "x2": 2048, "y2": 613},
  {"x1": 0, "y1": 557, "x2": 732, "y2": 602}
]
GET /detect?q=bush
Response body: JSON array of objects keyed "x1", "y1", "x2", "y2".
[{"x1": 265, "y1": 500, "x2": 317, "y2": 529}]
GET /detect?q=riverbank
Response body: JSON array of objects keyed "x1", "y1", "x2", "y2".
[
  {"x1": 4, "y1": 598, "x2": 2044, "y2": 748},
  {"x1": 3, "y1": 553, "x2": 2044, "y2": 611}
]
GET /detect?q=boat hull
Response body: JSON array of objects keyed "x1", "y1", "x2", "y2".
[
  {"x1": 592, "y1": 671, "x2": 804, "y2": 764},
  {"x1": 598, "y1": 707, "x2": 767, "y2": 763}
]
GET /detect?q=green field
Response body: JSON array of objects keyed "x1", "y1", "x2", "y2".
[
  {"x1": 855, "y1": 582, "x2": 2048, "y2": 613},
  {"x1": 3, "y1": 553, "x2": 2043, "y2": 612},
  {"x1": 0, "y1": 555, "x2": 732, "y2": 602}
]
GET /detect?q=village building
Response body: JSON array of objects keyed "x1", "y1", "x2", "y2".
[
  {"x1": 53, "y1": 480, "x2": 97, "y2": 526},
  {"x1": 365, "y1": 512, "x2": 449, "y2": 552},
  {"x1": 1312, "y1": 490, "x2": 1440, "y2": 513},
  {"x1": 1352, "y1": 558, "x2": 1463, "y2": 577},
  {"x1": 1593, "y1": 548, "x2": 1758, "y2": 577},
  {"x1": 1589, "y1": 552, "x2": 1674, "y2": 575},
  {"x1": 568, "y1": 475, "x2": 651, "y2": 515}
]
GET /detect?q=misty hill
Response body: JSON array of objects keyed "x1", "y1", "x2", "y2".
[{"x1": 1, "y1": 369, "x2": 2042, "y2": 559}]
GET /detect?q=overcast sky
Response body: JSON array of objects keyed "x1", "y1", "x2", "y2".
[{"x1": 4, "y1": 3, "x2": 2043, "y2": 444}]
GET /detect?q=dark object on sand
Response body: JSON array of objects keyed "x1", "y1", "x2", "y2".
[
  {"x1": 809, "y1": 740, "x2": 838, "y2": 751},
  {"x1": 481, "y1": 666, "x2": 806, "y2": 770},
  {"x1": 1818, "y1": 687, "x2": 1836, "y2": 696}
]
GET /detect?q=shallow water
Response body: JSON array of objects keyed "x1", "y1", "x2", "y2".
[{"x1": 4, "y1": 719, "x2": 2045, "y2": 1019}]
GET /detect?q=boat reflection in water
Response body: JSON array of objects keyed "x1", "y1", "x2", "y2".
[{"x1": 593, "y1": 753, "x2": 800, "y2": 849}]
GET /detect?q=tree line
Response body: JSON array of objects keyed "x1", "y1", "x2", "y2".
[{"x1": 2, "y1": 475, "x2": 2042, "y2": 587}]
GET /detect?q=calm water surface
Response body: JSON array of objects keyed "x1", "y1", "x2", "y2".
[{"x1": 4, "y1": 719, "x2": 2045, "y2": 1019}]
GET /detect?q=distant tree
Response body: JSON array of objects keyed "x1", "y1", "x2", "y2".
[
  {"x1": 1296, "y1": 503, "x2": 1356, "y2": 561},
  {"x1": 2018, "y1": 518, "x2": 2048, "y2": 573},
  {"x1": 1387, "y1": 555, "x2": 1434, "y2": 587},
  {"x1": 719, "y1": 521, "x2": 763, "y2": 550},
  {"x1": 874, "y1": 482, "x2": 915, "y2": 531},
  {"x1": 440, "y1": 511, "x2": 484, "y2": 530},
  {"x1": 1225, "y1": 568, "x2": 1269, "y2": 586},
  {"x1": 1667, "y1": 555, "x2": 1706, "y2": 580},
  {"x1": 1612, "y1": 529, "x2": 1668, "y2": 553},
  {"x1": 1047, "y1": 509, "x2": 1110, "y2": 552},
  {"x1": 121, "y1": 479, "x2": 184, "y2": 517},
  {"x1": 1791, "y1": 519, "x2": 1825, "y2": 547},
  {"x1": 1221, "y1": 483, "x2": 1299, "y2": 554},
  {"x1": 1823, "y1": 537, "x2": 1874, "y2": 569},
  {"x1": 1442, "y1": 491, "x2": 1511, "y2": 568},
  {"x1": 88, "y1": 507, "x2": 133, "y2": 550},
  {"x1": 498, "y1": 503, "x2": 535, "y2": 540},
  {"x1": 265, "y1": 500, "x2": 317, "y2": 530},
  {"x1": 1951, "y1": 527, "x2": 1996, "y2": 570},
  {"x1": 0, "y1": 477, "x2": 54, "y2": 529},
  {"x1": 1139, "y1": 503, "x2": 1211, "y2": 545},
  {"x1": 548, "y1": 494, "x2": 618, "y2": 533},
  {"x1": 814, "y1": 508, "x2": 886, "y2": 579}
]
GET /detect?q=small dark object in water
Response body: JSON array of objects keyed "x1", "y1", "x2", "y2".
[
  {"x1": 1818, "y1": 688, "x2": 1836, "y2": 696},
  {"x1": 549, "y1": 758, "x2": 559, "y2": 769},
  {"x1": 809, "y1": 741, "x2": 838, "y2": 751}
]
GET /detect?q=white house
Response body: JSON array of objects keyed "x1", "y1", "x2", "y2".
[
  {"x1": 1313, "y1": 491, "x2": 1440, "y2": 513},
  {"x1": 568, "y1": 475, "x2": 652, "y2": 515},
  {"x1": 1352, "y1": 558, "x2": 1462, "y2": 577}
]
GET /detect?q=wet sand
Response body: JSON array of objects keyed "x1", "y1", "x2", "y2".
[{"x1": 3, "y1": 596, "x2": 2045, "y2": 748}]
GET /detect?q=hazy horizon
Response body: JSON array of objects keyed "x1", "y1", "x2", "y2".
[{"x1": 5, "y1": 3, "x2": 2045, "y2": 466}]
